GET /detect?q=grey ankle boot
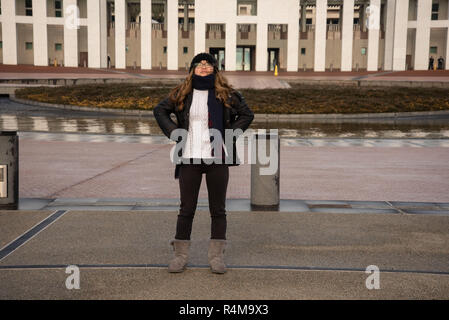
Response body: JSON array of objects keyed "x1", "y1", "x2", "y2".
[
  {"x1": 168, "y1": 239, "x2": 190, "y2": 273},
  {"x1": 208, "y1": 239, "x2": 227, "y2": 274}
]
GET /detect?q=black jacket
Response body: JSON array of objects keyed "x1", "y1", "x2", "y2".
[{"x1": 153, "y1": 89, "x2": 255, "y2": 179}]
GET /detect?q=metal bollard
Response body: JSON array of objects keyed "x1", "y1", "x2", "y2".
[
  {"x1": 0, "y1": 131, "x2": 19, "y2": 210},
  {"x1": 250, "y1": 131, "x2": 280, "y2": 211}
]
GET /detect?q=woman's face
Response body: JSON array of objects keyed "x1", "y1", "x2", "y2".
[{"x1": 194, "y1": 59, "x2": 214, "y2": 77}]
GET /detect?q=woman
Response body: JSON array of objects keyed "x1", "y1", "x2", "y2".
[{"x1": 153, "y1": 52, "x2": 254, "y2": 274}]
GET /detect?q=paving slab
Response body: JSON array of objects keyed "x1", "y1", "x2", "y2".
[
  {"x1": 0, "y1": 210, "x2": 54, "y2": 248},
  {"x1": 308, "y1": 207, "x2": 399, "y2": 214},
  {"x1": 1, "y1": 267, "x2": 448, "y2": 299},
  {"x1": 0, "y1": 209, "x2": 448, "y2": 299},
  {"x1": 1, "y1": 210, "x2": 448, "y2": 273},
  {"x1": 16, "y1": 138, "x2": 449, "y2": 203}
]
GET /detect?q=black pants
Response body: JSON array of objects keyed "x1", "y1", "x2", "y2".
[{"x1": 175, "y1": 159, "x2": 229, "y2": 240}]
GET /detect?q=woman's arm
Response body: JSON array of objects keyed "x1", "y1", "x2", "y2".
[
  {"x1": 230, "y1": 90, "x2": 255, "y2": 132},
  {"x1": 153, "y1": 96, "x2": 179, "y2": 141}
]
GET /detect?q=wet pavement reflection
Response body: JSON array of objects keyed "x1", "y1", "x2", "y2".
[{"x1": 1, "y1": 97, "x2": 449, "y2": 141}]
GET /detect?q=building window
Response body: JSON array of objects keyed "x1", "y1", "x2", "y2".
[
  {"x1": 26, "y1": 42, "x2": 33, "y2": 50},
  {"x1": 25, "y1": 0, "x2": 33, "y2": 16},
  {"x1": 188, "y1": 18, "x2": 194, "y2": 24},
  {"x1": 55, "y1": 0, "x2": 62, "y2": 17},
  {"x1": 430, "y1": 46, "x2": 438, "y2": 54},
  {"x1": 55, "y1": 43, "x2": 62, "y2": 51},
  {"x1": 183, "y1": 47, "x2": 188, "y2": 54},
  {"x1": 306, "y1": 18, "x2": 312, "y2": 25},
  {"x1": 237, "y1": 0, "x2": 257, "y2": 16},
  {"x1": 163, "y1": 46, "x2": 167, "y2": 54},
  {"x1": 431, "y1": 3, "x2": 439, "y2": 20},
  {"x1": 361, "y1": 47, "x2": 367, "y2": 55},
  {"x1": 0, "y1": 41, "x2": 2, "y2": 49},
  {"x1": 327, "y1": 18, "x2": 339, "y2": 25},
  {"x1": 301, "y1": 48, "x2": 306, "y2": 55}
]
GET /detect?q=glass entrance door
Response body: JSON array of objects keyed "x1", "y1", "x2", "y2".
[
  {"x1": 210, "y1": 48, "x2": 226, "y2": 70},
  {"x1": 268, "y1": 48, "x2": 279, "y2": 71},
  {"x1": 236, "y1": 47, "x2": 251, "y2": 71}
]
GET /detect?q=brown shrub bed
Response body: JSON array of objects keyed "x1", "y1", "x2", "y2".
[{"x1": 14, "y1": 82, "x2": 449, "y2": 114}]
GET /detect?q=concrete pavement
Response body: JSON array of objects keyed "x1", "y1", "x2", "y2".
[
  {"x1": 0, "y1": 209, "x2": 448, "y2": 299},
  {"x1": 17, "y1": 134, "x2": 449, "y2": 202},
  {"x1": 2, "y1": 64, "x2": 449, "y2": 300}
]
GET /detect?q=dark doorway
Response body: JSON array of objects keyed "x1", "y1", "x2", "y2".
[
  {"x1": 209, "y1": 47, "x2": 225, "y2": 70},
  {"x1": 268, "y1": 48, "x2": 279, "y2": 71},
  {"x1": 236, "y1": 46, "x2": 255, "y2": 71},
  {"x1": 79, "y1": 52, "x2": 88, "y2": 67}
]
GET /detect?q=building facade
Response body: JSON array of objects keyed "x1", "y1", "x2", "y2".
[{"x1": 0, "y1": 0, "x2": 448, "y2": 71}]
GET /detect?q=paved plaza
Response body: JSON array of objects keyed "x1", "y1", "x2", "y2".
[{"x1": 1, "y1": 65, "x2": 449, "y2": 299}]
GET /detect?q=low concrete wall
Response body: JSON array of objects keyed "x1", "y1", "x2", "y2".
[
  {"x1": 284, "y1": 79, "x2": 449, "y2": 88},
  {"x1": 9, "y1": 95, "x2": 449, "y2": 120},
  {"x1": 2, "y1": 77, "x2": 449, "y2": 88},
  {"x1": 0, "y1": 78, "x2": 183, "y2": 86}
]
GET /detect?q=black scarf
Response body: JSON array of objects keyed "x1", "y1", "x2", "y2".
[{"x1": 191, "y1": 73, "x2": 225, "y2": 159}]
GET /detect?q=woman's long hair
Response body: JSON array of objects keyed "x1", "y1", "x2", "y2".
[{"x1": 168, "y1": 68, "x2": 235, "y2": 111}]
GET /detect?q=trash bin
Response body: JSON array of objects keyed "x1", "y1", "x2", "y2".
[
  {"x1": 0, "y1": 131, "x2": 19, "y2": 210},
  {"x1": 250, "y1": 130, "x2": 280, "y2": 210}
]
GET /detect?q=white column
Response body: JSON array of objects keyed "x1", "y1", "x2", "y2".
[
  {"x1": 194, "y1": 0, "x2": 206, "y2": 54},
  {"x1": 194, "y1": 22, "x2": 206, "y2": 54},
  {"x1": 99, "y1": 0, "x2": 108, "y2": 68},
  {"x1": 255, "y1": 22, "x2": 268, "y2": 71},
  {"x1": 167, "y1": 0, "x2": 179, "y2": 70},
  {"x1": 384, "y1": 0, "x2": 396, "y2": 70},
  {"x1": 114, "y1": 0, "x2": 126, "y2": 69},
  {"x1": 225, "y1": 23, "x2": 237, "y2": 71},
  {"x1": 63, "y1": 0, "x2": 79, "y2": 67},
  {"x1": 414, "y1": 0, "x2": 432, "y2": 70},
  {"x1": 392, "y1": 0, "x2": 410, "y2": 71},
  {"x1": 141, "y1": 0, "x2": 152, "y2": 69},
  {"x1": 88, "y1": 0, "x2": 103, "y2": 68},
  {"x1": 367, "y1": 0, "x2": 381, "y2": 71},
  {"x1": 2, "y1": 0, "x2": 18, "y2": 65},
  {"x1": 287, "y1": 0, "x2": 300, "y2": 72},
  {"x1": 314, "y1": 0, "x2": 327, "y2": 71},
  {"x1": 33, "y1": 0, "x2": 48, "y2": 66},
  {"x1": 341, "y1": 0, "x2": 354, "y2": 71}
]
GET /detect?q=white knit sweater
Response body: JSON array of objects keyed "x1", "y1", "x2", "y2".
[{"x1": 182, "y1": 88, "x2": 228, "y2": 159}]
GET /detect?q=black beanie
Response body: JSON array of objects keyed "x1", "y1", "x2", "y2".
[{"x1": 189, "y1": 52, "x2": 218, "y2": 73}]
